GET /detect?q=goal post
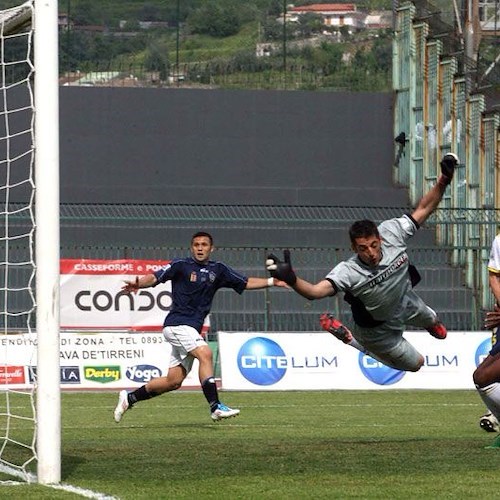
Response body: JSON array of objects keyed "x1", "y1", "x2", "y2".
[
  {"x1": 34, "y1": 0, "x2": 61, "y2": 485},
  {"x1": 0, "y1": 0, "x2": 60, "y2": 485}
]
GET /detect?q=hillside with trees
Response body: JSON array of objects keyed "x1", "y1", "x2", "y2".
[{"x1": 53, "y1": 0, "x2": 398, "y2": 90}]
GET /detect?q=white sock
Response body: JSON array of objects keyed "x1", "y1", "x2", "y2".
[{"x1": 477, "y1": 383, "x2": 500, "y2": 422}]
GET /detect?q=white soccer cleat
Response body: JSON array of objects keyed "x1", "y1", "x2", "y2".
[
  {"x1": 211, "y1": 403, "x2": 240, "y2": 421},
  {"x1": 479, "y1": 411, "x2": 500, "y2": 433},
  {"x1": 114, "y1": 390, "x2": 130, "y2": 423}
]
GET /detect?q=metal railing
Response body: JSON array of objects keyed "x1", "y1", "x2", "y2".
[
  {"x1": 48, "y1": 243, "x2": 486, "y2": 333},
  {"x1": 2, "y1": 202, "x2": 499, "y2": 332}
]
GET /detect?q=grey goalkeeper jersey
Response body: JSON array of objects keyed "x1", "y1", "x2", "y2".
[{"x1": 326, "y1": 214, "x2": 417, "y2": 322}]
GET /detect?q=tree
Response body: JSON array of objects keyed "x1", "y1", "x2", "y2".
[
  {"x1": 339, "y1": 25, "x2": 350, "y2": 39},
  {"x1": 317, "y1": 42, "x2": 343, "y2": 74},
  {"x1": 71, "y1": 0, "x2": 102, "y2": 26},
  {"x1": 60, "y1": 31, "x2": 94, "y2": 71},
  {"x1": 370, "y1": 36, "x2": 392, "y2": 73},
  {"x1": 261, "y1": 18, "x2": 283, "y2": 41},
  {"x1": 267, "y1": 0, "x2": 283, "y2": 17},
  {"x1": 144, "y1": 40, "x2": 170, "y2": 81},
  {"x1": 187, "y1": 0, "x2": 242, "y2": 37},
  {"x1": 358, "y1": 0, "x2": 393, "y2": 10},
  {"x1": 90, "y1": 34, "x2": 116, "y2": 62},
  {"x1": 297, "y1": 13, "x2": 323, "y2": 38},
  {"x1": 139, "y1": 3, "x2": 162, "y2": 22}
]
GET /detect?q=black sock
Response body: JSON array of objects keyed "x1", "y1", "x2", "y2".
[
  {"x1": 128, "y1": 385, "x2": 159, "y2": 406},
  {"x1": 201, "y1": 377, "x2": 219, "y2": 412}
]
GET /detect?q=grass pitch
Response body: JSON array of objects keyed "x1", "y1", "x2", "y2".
[{"x1": 2, "y1": 389, "x2": 500, "y2": 499}]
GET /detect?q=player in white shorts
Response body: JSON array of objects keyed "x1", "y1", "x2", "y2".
[
  {"x1": 266, "y1": 153, "x2": 458, "y2": 372},
  {"x1": 113, "y1": 231, "x2": 286, "y2": 424},
  {"x1": 473, "y1": 232, "x2": 500, "y2": 443}
]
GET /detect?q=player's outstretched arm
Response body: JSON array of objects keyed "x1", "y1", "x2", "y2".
[
  {"x1": 293, "y1": 277, "x2": 336, "y2": 300},
  {"x1": 411, "y1": 153, "x2": 458, "y2": 226},
  {"x1": 266, "y1": 250, "x2": 335, "y2": 300},
  {"x1": 122, "y1": 273, "x2": 157, "y2": 294},
  {"x1": 245, "y1": 277, "x2": 288, "y2": 290}
]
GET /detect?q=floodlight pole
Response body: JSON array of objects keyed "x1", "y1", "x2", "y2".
[
  {"x1": 176, "y1": 0, "x2": 180, "y2": 87},
  {"x1": 35, "y1": 0, "x2": 61, "y2": 485},
  {"x1": 283, "y1": 0, "x2": 287, "y2": 89}
]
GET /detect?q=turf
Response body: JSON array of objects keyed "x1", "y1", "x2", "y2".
[{"x1": 2, "y1": 389, "x2": 500, "y2": 499}]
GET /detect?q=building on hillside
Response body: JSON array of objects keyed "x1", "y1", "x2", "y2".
[
  {"x1": 138, "y1": 21, "x2": 169, "y2": 30},
  {"x1": 365, "y1": 10, "x2": 392, "y2": 30},
  {"x1": 72, "y1": 25, "x2": 107, "y2": 34},
  {"x1": 289, "y1": 3, "x2": 366, "y2": 32},
  {"x1": 57, "y1": 15, "x2": 106, "y2": 34},
  {"x1": 58, "y1": 13, "x2": 73, "y2": 31}
]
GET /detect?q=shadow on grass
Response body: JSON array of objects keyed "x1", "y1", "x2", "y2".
[{"x1": 60, "y1": 454, "x2": 87, "y2": 480}]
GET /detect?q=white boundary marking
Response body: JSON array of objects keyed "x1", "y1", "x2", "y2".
[
  {"x1": 44, "y1": 483, "x2": 119, "y2": 499},
  {"x1": 0, "y1": 464, "x2": 118, "y2": 499}
]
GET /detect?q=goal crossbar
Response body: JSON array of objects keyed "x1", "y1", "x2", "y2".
[{"x1": 0, "y1": 2, "x2": 32, "y2": 35}]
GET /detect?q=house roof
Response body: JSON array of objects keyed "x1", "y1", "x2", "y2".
[{"x1": 290, "y1": 4, "x2": 357, "y2": 13}]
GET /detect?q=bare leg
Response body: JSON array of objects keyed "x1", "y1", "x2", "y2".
[
  {"x1": 474, "y1": 353, "x2": 500, "y2": 426},
  {"x1": 189, "y1": 344, "x2": 216, "y2": 383},
  {"x1": 145, "y1": 365, "x2": 186, "y2": 394}
]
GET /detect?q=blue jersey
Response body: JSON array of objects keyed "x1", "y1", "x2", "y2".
[
  {"x1": 153, "y1": 257, "x2": 248, "y2": 333},
  {"x1": 490, "y1": 328, "x2": 499, "y2": 356}
]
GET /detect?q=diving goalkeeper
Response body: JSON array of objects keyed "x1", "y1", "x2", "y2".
[{"x1": 266, "y1": 153, "x2": 458, "y2": 373}]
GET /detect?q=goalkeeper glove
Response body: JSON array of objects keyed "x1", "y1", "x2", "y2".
[
  {"x1": 266, "y1": 250, "x2": 297, "y2": 286},
  {"x1": 439, "y1": 153, "x2": 459, "y2": 185}
]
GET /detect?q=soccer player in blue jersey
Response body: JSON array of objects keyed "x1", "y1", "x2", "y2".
[{"x1": 114, "y1": 231, "x2": 284, "y2": 423}]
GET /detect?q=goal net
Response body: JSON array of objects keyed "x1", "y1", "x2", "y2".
[
  {"x1": 0, "y1": 0, "x2": 60, "y2": 484},
  {"x1": 0, "y1": 0, "x2": 36, "y2": 483}
]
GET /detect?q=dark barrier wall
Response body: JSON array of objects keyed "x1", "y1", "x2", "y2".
[
  {"x1": 1, "y1": 87, "x2": 416, "y2": 246},
  {"x1": 59, "y1": 87, "x2": 408, "y2": 207}
]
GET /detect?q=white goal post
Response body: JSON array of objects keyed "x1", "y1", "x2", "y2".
[
  {"x1": 0, "y1": 0, "x2": 60, "y2": 485},
  {"x1": 34, "y1": 0, "x2": 61, "y2": 485}
]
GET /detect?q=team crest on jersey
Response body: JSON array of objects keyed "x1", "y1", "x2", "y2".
[
  {"x1": 209, "y1": 271, "x2": 216, "y2": 282},
  {"x1": 190, "y1": 271, "x2": 197, "y2": 282}
]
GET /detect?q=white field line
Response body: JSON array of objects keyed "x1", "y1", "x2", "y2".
[{"x1": 0, "y1": 463, "x2": 118, "y2": 499}]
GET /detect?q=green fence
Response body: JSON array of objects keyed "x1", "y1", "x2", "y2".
[
  {"x1": 393, "y1": 1, "x2": 500, "y2": 314},
  {"x1": 54, "y1": 241, "x2": 491, "y2": 333},
  {"x1": 4, "y1": 199, "x2": 499, "y2": 332}
]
